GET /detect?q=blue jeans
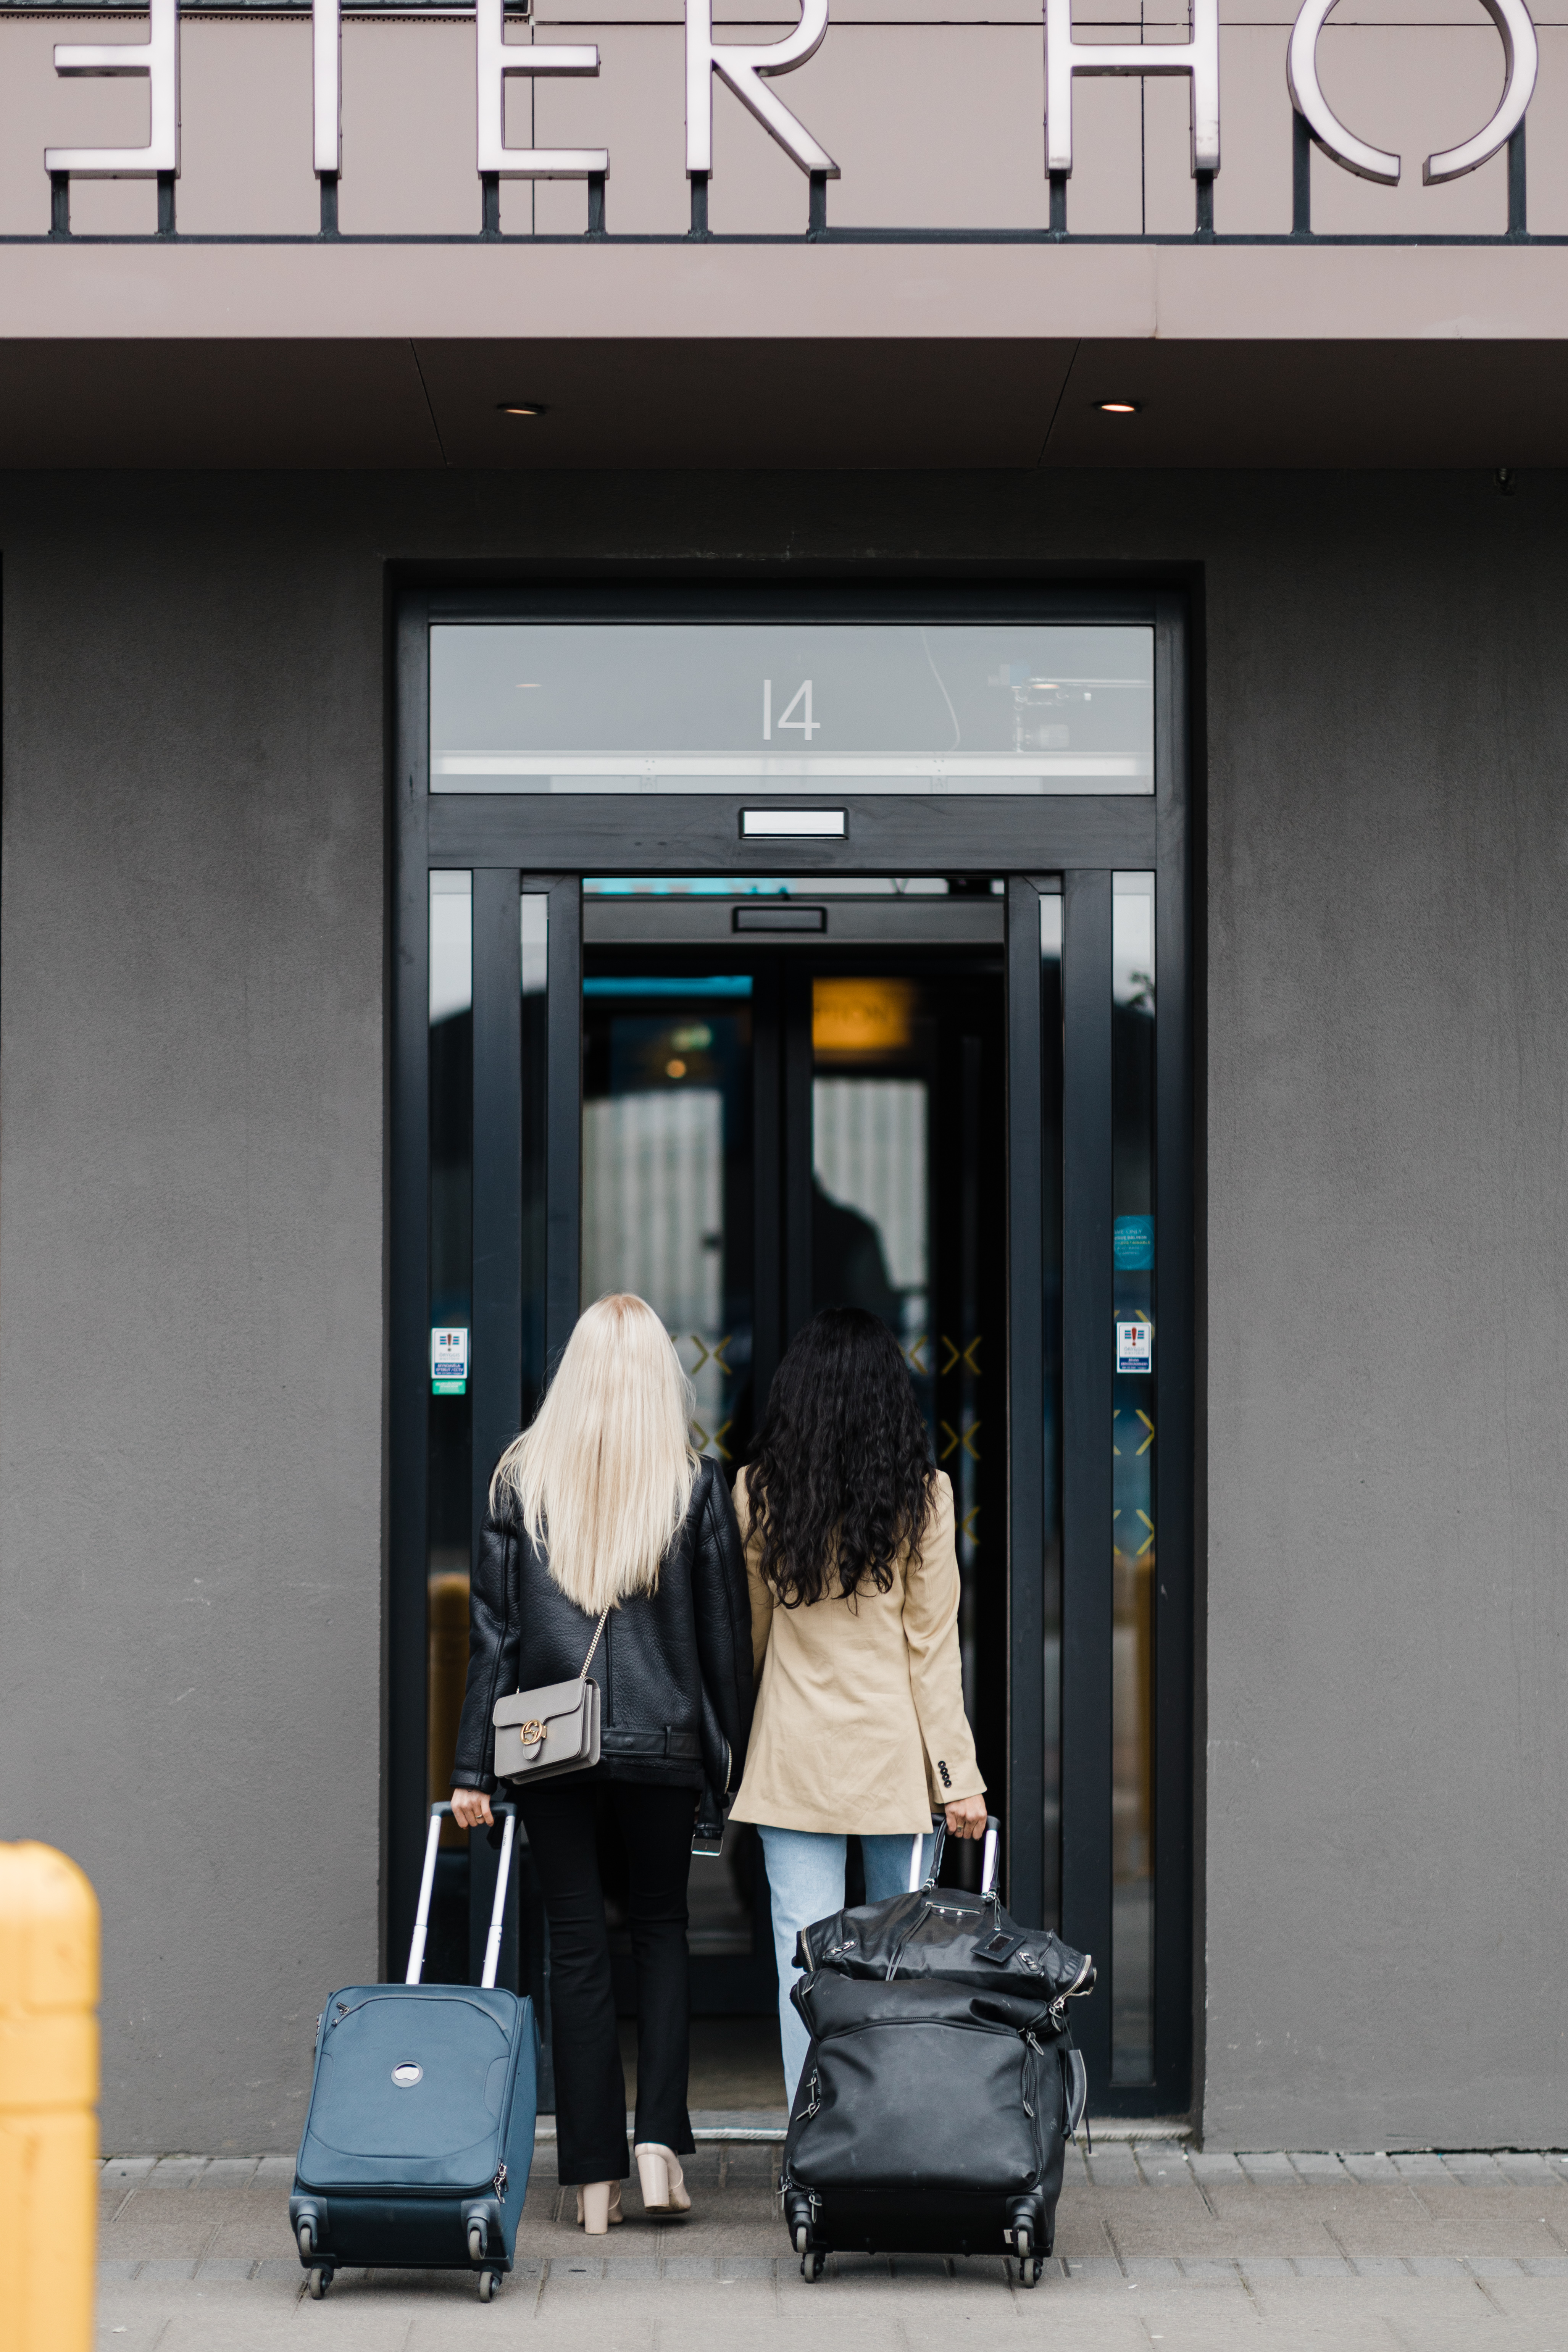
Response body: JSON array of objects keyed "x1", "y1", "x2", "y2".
[{"x1": 757, "y1": 1824, "x2": 933, "y2": 2109}]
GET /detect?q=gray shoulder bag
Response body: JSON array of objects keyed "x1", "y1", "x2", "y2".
[{"x1": 492, "y1": 1608, "x2": 609, "y2": 1786}]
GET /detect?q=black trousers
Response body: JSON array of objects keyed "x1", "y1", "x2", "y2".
[{"x1": 518, "y1": 1778, "x2": 697, "y2": 2185}]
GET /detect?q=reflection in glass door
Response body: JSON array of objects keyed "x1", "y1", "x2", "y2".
[
  {"x1": 807, "y1": 970, "x2": 1008, "y2": 1809},
  {"x1": 812, "y1": 983, "x2": 929, "y2": 1352},
  {"x1": 583, "y1": 977, "x2": 757, "y2": 1468},
  {"x1": 581, "y1": 971, "x2": 765, "y2": 1996}
]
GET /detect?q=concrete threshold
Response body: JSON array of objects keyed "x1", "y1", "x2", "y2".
[
  {"x1": 1081, "y1": 2117, "x2": 1192, "y2": 2143},
  {"x1": 534, "y1": 2111, "x2": 789, "y2": 2145},
  {"x1": 530, "y1": 2110, "x2": 1192, "y2": 2146}
]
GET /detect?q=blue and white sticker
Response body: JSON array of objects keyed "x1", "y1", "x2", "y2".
[
  {"x1": 1116, "y1": 1319, "x2": 1152, "y2": 1374},
  {"x1": 431, "y1": 1326, "x2": 469, "y2": 1380},
  {"x1": 1113, "y1": 1215, "x2": 1154, "y2": 1271}
]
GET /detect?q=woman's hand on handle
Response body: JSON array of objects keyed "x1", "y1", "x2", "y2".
[
  {"x1": 450, "y1": 1787, "x2": 494, "y2": 1831},
  {"x1": 944, "y1": 1794, "x2": 988, "y2": 1840}
]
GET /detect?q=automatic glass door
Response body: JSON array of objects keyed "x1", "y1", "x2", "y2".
[
  {"x1": 580, "y1": 882, "x2": 1009, "y2": 2007},
  {"x1": 392, "y1": 582, "x2": 1193, "y2": 2120}
]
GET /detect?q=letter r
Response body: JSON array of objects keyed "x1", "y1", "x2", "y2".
[{"x1": 686, "y1": 0, "x2": 839, "y2": 179}]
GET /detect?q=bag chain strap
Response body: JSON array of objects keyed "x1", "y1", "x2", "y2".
[
  {"x1": 510, "y1": 1605, "x2": 610, "y2": 1700},
  {"x1": 580, "y1": 1609, "x2": 610, "y2": 1680}
]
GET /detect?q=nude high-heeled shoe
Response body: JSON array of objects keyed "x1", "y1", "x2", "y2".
[
  {"x1": 634, "y1": 2143, "x2": 691, "y2": 2215},
  {"x1": 575, "y1": 2181, "x2": 623, "y2": 2233}
]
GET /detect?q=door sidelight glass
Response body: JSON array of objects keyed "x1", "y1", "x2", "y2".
[
  {"x1": 426, "y1": 871, "x2": 473, "y2": 1965},
  {"x1": 1110, "y1": 873, "x2": 1156, "y2": 2084},
  {"x1": 520, "y1": 893, "x2": 549, "y2": 1429}
]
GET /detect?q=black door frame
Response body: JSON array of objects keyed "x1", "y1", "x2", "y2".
[{"x1": 391, "y1": 578, "x2": 1195, "y2": 2118}]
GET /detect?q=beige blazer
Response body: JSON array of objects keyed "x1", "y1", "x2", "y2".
[{"x1": 728, "y1": 1468, "x2": 986, "y2": 1836}]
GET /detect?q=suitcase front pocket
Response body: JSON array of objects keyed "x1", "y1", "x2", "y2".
[
  {"x1": 792, "y1": 2020, "x2": 1045, "y2": 2198},
  {"x1": 298, "y1": 1990, "x2": 520, "y2": 2192}
]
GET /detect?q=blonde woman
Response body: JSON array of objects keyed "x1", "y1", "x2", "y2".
[{"x1": 450, "y1": 1295, "x2": 752, "y2": 2234}]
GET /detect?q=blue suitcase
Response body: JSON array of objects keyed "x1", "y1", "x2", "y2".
[{"x1": 289, "y1": 1802, "x2": 540, "y2": 2302}]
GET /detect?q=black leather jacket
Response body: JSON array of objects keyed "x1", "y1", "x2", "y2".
[{"x1": 451, "y1": 1458, "x2": 753, "y2": 1803}]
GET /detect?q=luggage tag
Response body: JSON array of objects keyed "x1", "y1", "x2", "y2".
[{"x1": 974, "y1": 1929, "x2": 1026, "y2": 1966}]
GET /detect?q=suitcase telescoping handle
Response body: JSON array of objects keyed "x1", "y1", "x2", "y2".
[
  {"x1": 405, "y1": 1801, "x2": 516, "y2": 1990},
  {"x1": 908, "y1": 1813, "x2": 1002, "y2": 1895}
]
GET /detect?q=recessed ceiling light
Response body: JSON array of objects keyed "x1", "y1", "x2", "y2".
[
  {"x1": 1095, "y1": 400, "x2": 1142, "y2": 415},
  {"x1": 498, "y1": 402, "x2": 547, "y2": 417}
]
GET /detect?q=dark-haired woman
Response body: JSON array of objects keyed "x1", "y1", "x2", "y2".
[{"x1": 728, "y1": 1307, "x2": 987, "y2": 2105}]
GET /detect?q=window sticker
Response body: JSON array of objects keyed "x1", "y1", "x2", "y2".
[
  {"x1": 1116, "y1": 1319, "x2": 1152, "y2": 1375},
  {"x1": 431, "y1": 1326, "x2": 469, "y2": 1395}
]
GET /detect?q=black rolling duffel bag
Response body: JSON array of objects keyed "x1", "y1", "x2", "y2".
[{"x1": 779, "y1": 1816, "x2": 1094, "y2": 2287}]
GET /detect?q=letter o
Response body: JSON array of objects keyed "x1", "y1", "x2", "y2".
[{"x1": 1287, "y1": 0, "x2": 1539, "y2": 190}]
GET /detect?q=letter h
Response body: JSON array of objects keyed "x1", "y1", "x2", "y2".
[{"x1": 1044, "y1": 0, "x2": 1219, "y2": 178}]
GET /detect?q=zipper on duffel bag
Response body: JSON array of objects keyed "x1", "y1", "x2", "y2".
[
  {"x1": 1042, "y1": 1948, "x2": 1096, "y2": 2024},
  {"x1": 1020, "y1": 2029, "x2": 1057, "y2": 2175}
]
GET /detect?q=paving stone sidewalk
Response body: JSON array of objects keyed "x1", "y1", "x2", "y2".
[{"x1": 94, "y1": 2141, "x2": 1568, "y2": 2349}]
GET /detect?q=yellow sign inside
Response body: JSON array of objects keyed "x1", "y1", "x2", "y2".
[{"x1": 812, "y1": 978, "x2": 916, "y2": 1057}]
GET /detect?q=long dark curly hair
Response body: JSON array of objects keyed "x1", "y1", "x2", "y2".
[{"x1": 744, "y1": 1308, "x2": 936, "y2": 1607}]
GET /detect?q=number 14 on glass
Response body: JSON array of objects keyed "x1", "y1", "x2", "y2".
[{"x1": 763, "y1": 679, "x2": 819, "y2": 740}]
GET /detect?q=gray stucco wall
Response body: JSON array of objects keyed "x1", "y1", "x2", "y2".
[
  {"x1": 0, "y1": 468, "x2": 1562, "y2": 2152},
  {"x1": 1196, "y1": 475, "x2": 1568, "y2": 2150},
  {"x1": 0, "y1": 481, "x2": 390, "y2": 2153}
]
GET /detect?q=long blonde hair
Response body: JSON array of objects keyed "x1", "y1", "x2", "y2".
[{"x1": 489, "y1": 1294, "x2": 699, "y2": 1613}]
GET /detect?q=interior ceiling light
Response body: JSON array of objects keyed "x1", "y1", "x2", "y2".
[
  {"x1": 498, "y1": 402, "x2": 547, "y2": 417},
  {"x1": 1095, "y1": 400, "x2": 1142, "y2": 415}
]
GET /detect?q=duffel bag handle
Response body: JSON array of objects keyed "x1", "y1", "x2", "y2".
[
  {"x1": 910, "y1": 1812, "x2": 1002, "y2": 1895},
  {"x1": 406, "y1": 1800, "x2": 516, "y2": 1989},
  {"x1": 910, "y1": 1815, "x2": 941, "y2": 1890}
]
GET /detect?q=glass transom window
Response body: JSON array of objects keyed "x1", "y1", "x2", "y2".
[{"x1": 430, "y1": 623, "x2": 1153, "y2": 796}]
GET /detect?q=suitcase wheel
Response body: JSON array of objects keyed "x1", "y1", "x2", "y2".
[
  {"x1": 307, "y1": 2267, "x2": 332, "y2": 2300},
  {"x1": 1016, "y1": 2256, "x2": 1044, "y2": 2289},
  {"x1": 793, "y1": 2224, "x2": 809, "y2": 2256},
  {"x1": 801, "y1": 2250, "x2": 826, "y2": 2282},
  {"x1": 468, "y1": 2220, "x2": 486, "y2": 2262},
  {"x1": 478, "y1": 2269, "x2": 499, "y2": 2302},
  {"x1": 297, "y1": 2218, "x2": 314, "y2": 2259}
]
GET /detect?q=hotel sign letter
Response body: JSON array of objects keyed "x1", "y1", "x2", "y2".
[
  {"x1": 1287, "y1": 0, "x2": 1536, "y2": 186},
  {"x1": 1045, "y1": 0, "x2": 1220, "y2": 178},
  {"x1": 686, "y1": 0, "x2": 838, "y2": 180},
  {"x1": 35, "y1": 0, "x2": 1542, "y2": 206},
  {"x1": 476, "y1": 0, "x2": 607, "y2": 181},
  {"x1": 45, "y1": 0, "x2": 180, "y2": 180},
  {"x1": 314, "y1": 0, "x2": 340, "y2": 179}
]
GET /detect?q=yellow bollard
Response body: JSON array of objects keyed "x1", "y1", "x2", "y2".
[{"x1": 0, "y1": 1844, "x2": 100, "y2": 2352}]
